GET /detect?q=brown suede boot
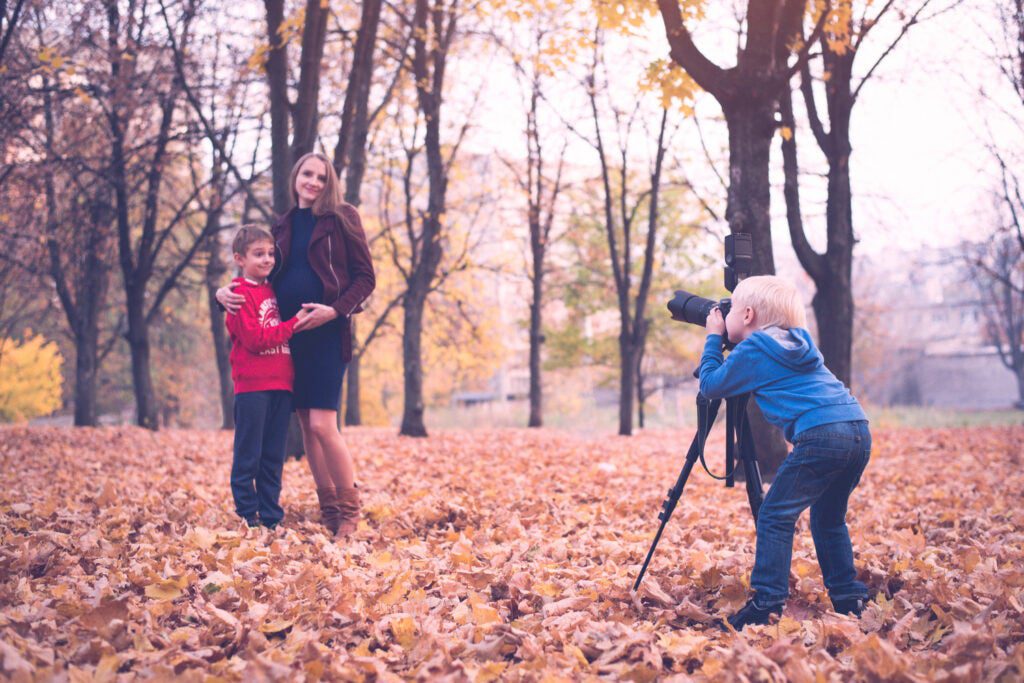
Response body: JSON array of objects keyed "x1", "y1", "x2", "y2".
[
  {"x1": 334, "y1": 486, "x2": 361, "y2": 538},
  {"x1": 316, "y1": 487, "x2": 340, "y2": 534}
]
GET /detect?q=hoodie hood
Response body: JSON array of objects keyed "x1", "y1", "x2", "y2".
[{"x1": 747, "y1": 327, "x2": 821, "y2": 371}]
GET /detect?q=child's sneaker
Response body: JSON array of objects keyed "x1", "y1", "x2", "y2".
[
  {"x1": 832, "y1": 597, "x2": 865, "y2": 616},
  {"x1": 726, "y1": 598, "x2": 782, "y2": 630}
]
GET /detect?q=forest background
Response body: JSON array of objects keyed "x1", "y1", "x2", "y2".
[{"x1": 1, "y1": 0, "x2": 1022, "y2": 438}]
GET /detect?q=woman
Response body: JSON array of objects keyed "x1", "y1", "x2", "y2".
[{"x1": 217, "y1": 152, "x2": 375, "y2": 537}]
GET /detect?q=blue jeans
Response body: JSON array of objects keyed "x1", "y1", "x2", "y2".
[
  {"x1": 750, "y1": 420, "x2": 871, "y2": 608},
  {"x1": 231, "y1": 390, "x2": 292, "y2": 526}
]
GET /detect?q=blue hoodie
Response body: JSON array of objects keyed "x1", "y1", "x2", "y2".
[{"x1": 699, "y1": 327, "x2": 867, "y2": 442}]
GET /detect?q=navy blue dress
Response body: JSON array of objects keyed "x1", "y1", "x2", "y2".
[{"x1": 274, "y1": 208, "x2": 346, "y2": 410}]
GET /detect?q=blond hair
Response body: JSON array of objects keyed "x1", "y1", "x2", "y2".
[
  {"x1": 231, "y1": 224, "x2": 275, "y2": 256},
  {"x1": 731, "y1": 275, "x2": 807, "y2": 329}
]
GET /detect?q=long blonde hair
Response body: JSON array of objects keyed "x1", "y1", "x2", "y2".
[{"x1": 289, "y1": 152, "x2": 349, "y2": 225}]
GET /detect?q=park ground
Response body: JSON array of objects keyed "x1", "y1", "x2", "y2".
[{"x1": 1, "y1": 424, "x2": 1023, "y2": 681}]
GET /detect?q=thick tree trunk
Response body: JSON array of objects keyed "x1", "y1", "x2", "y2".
[
  {"x1": 263, "y1": 0, "x2": 290, "y2": 214},
  {"x1": 723, "y1": 99, "x2": 777, "y2": 276},
  {"x1": 400, "y1": 296, "x2": 427, "y2": 437},
  {"x1": 290, "y1": 0, "x2": 328, "y2": 161},
  {"x1": 126, "y1": 290, "x2": 158, "y2": 430},
  {"x1": 204, "y1": 233, "x2": 234, "y2": 429},
  {"x1": 73, "y1": 329, "x2": 99, "y2": 426}
]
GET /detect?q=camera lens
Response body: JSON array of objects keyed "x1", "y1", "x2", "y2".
[{"x1": 668, "y1": 290, "x2": 718, "y2": 326}]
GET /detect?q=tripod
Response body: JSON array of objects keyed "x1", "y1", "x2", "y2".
[{"x1": 633, "y1": 392, "x2": 765, "y2": 591}]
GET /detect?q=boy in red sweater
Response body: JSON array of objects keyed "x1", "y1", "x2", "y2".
[{"x1": 226, "y1": 225, "x2": 307, "y2": 528}]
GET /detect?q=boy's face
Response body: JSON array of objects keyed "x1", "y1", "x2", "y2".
[
  {"x1": 234, "y1": 240, "x2": 275, "y2": 282},
  {"x1": 725, "y1": 301, "x2": 754, "y2": 343}
]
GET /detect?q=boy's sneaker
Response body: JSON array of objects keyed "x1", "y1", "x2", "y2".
[
  {"x1": 243, "y1": 517, "x2": 260, "y2": 528},
  {"x1": 832, "y1": 597, "x2": 865, "y2": 616},
  {"x1": 726, "y1": 598, "x2": 782, "y2": 631}
]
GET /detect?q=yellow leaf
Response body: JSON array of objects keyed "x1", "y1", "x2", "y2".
[
  {"x1": 259, "y1": 619, "x2": 294, "y2": 635},
  {"x1": 378, "y1": 571, "x2": 411, "y2": 606},
  {"x1": 780, "y1": 126, "x2": 793, "y2": 141},
  {"x1": 390, "y1": 616, "x2": 417, "y2": 649},
  {"x1": 532, "y1": 582, "x2": 560, "y2": 597},
  {"x1": 144, "y1": 575, "x2": 188, "y2": 601},
  {"x1": 475, "y1": 661, "x2": 508, "y2": 682},
  {"x1": 472, "y1": 602, "x2": 501, "y2": 625},
  {"x1": 565, "y1": 643, "x2": 589, "y2": 669}
]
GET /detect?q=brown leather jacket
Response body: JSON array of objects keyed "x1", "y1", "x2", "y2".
[{"x1": 270, "y1": 204, "x2": 376, "y2": 362}]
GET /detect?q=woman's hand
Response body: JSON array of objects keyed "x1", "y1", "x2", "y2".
[
  {"x1": 216, "y1": 282, "x2": 245, "y2": 314},
  {"x1": 293, "y1": 303, "x2": 339, "y2": 332}
]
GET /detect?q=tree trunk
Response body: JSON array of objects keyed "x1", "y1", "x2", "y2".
[
  {"x1": 618, "y1": 335, "x2": 635, "y2": 435},
  {"x1": 527, "y1": 240, "x2": 544, "y2": 427},
  {"x1": 722, "y1": 99, "x2": 777, "y2": 276},
  {"x1": 344, "y1": 323, "x2": 362, "y2": 425},
  {"x1": 400, "y1": 294, "x2": 427, "y2": 436},
  {"x1": 73, "y1": 328, "x2": 100, "y2": 426},
  {"x1": 334, "y1": 0, "x2": 383, "y2": 426},
  {"x1": 528, "y1": 278, "x2": 544, "y2": 428},
  {"x1": 204, "y1": 233, "x2": 233, "y2": 429},
  {"x1": 290, "y1": 0, "x2": 328, "y2": 161},
  {"x1": 263, "y1": 0, "x2": 290, "y2": 214},
  {"x1": 126, "y1": 289, "x2": 158, "y2": 430},
  {"x1": 399, "y1": 0, "x2": 452, "y2": 437}
]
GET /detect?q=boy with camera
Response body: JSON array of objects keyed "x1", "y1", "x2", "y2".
[{"x1": 700, "y1": 275, "x2": 870, "y2": 630}]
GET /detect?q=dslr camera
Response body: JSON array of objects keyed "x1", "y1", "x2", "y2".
[{"x1": 667, "y1": 234, "x2": 753, "y2": 345}]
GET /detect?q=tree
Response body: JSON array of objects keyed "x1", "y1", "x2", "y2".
[
  {"x1": 966, "y1": 230, "x2": 1024, "y2": 407},
  {"x1": 262, "y1": 0, "x2": 328, "y2": 212},
  {"x1": 0, "y1": 4, "x2": 122, "y2": 427},
  {"x1": 104, "y1": 0, "x2": 228, "y2": 429},
  {"x1": 581, "y1": 37, "x2": 672, "y2": 436},
  {"x1": 494, "y1": 5, "x2": 573, "y2": 428},
  {"x1": 333, "y1": 0, "x2": 387, "y2": 426},
  {"x1": 398, "y1": 0, "x2": 462, "y2": 437},
  {"x1": 780, "y1": 0, "x2": 960, "y2": 386}
]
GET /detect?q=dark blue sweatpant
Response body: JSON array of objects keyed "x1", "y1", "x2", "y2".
[{"x1": 231, "y1": 390, "x2": 292, "y2": 526}]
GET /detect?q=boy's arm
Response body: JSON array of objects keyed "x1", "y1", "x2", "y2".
[
  {"x1": 698, "y1": 335, "x2": 761, "y2": 399},
  {"x1": 225, "y1": 294, "x2": 298, "y2": 353}
]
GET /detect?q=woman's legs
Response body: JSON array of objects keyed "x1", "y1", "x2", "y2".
[
  {"x1": 296, "y1": 409, "x2": 331, "y2": 488},
  {"x1": 300, "y1": 408, "x2": 356, "y2": 490}
]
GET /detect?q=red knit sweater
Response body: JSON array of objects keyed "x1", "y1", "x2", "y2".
[{"x1": 225, "y1": 277, "x2": 297, "y2": 394}]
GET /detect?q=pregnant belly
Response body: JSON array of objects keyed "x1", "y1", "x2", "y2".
[{"x1": 275, "y1": 269, "x2": 323, "y2": 319}]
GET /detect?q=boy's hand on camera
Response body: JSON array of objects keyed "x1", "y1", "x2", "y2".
[{"x1": 707, "y1": 307, "x2": 726, "y2": 336}]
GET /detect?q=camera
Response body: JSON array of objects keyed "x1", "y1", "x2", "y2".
[{"x1": 667, "y1": 234, "x2": 753, "y2": 342}]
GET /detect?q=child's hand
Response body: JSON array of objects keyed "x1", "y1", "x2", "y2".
[{"x1": 707, "y1": 307, "x2": 726, "y2": 336}]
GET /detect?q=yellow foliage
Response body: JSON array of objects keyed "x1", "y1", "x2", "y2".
[
  {"x1": 640, "y1": 59, "x2": 699, "y2": 113},
  {"x1": 0, "y1": 332, "x2": 64, "y2": 423}
]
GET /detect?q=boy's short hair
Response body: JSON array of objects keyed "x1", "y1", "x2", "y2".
[
  {"x1": 232, "y1": 224, "x2": 275, "y2": 256},
  {"x1": 732, "y1": 275, "x2": 807, "y2": 329}
]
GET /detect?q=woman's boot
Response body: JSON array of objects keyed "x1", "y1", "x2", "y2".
[
  {"x1": 334, "y1": 486, "x2": 361, "y2": 538},
  {"x1": 317, "y1": 487, "x2": 340, "y2": 534}
]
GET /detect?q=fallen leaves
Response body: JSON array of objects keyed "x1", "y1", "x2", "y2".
[{"x1": 0, "y1": 425, "x2": 1023, "y2": 680}]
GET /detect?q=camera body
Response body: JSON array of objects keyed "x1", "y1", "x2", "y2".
[{"x1": 667, "y1": 234, "x2": 753, "y2": 344}]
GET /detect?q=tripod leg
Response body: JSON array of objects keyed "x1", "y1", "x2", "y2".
[
  {"x1": 738, "y1": 406, "x2": 765, "y2": 521},
  {"x1": 633, "y1": 395, "x2": 722, "y2": 591}
]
